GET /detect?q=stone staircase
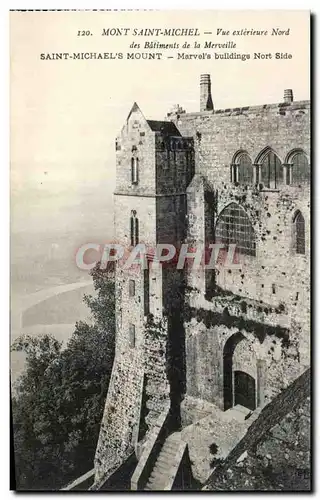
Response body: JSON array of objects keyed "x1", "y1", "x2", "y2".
[
  {"x1": 144, "y1": 433, "x2": 182, "y2": 490},
  {"x1": 144, "y1": 405, "x2": 255, "y2": 490},
  {"x1": 181, "y1": 404, "x2": 261, "y2": 484},
  {"x1": 132, "y1": 402, "x2": 261, "y2": 490}
]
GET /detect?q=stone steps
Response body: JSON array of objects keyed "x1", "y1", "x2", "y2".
[
  {"x1": 145, "y1": 434, "x2": 181, "y2": 490},
  {"x1": 222, "y1": 404, "x2": 252, "y2": 422}
]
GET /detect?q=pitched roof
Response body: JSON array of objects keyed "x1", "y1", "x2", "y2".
[
  {"x1": 126, "y1": 102, "x2": 145, "y2": 122},
  {"x1": 147, "y1": 120, "x2": 181, "y2": 136}
]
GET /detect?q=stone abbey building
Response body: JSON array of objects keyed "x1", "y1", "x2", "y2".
[{"x1": 93, "y1": 74, "x2": 310, "y2": 489}]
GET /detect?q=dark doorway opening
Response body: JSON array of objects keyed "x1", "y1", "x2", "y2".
[
  {"x1": 223, "y1": 332, "x2": 256, "y2": 411},
  {"x1": 223, "y1": 332, "x2": 245, "y2": 410},
  {"x1": 234, "y1": 370, "x2": 256, "y2": 411}
]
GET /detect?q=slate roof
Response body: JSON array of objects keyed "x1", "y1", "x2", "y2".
[{"x1": 147, "y1": 120, "x2": 181, "y2": 136}]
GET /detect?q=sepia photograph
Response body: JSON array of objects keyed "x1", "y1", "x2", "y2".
[{"x1": 10, "y1": 9, "x2": 311, "y2": 492}]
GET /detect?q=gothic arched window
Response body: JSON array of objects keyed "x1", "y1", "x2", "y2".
[
  {"x1": 131, "y1": 157, "x2": 139, "y2": 184},
  {"x1": 289, "y1": 152, "x2": 309, "y2": 185},
  {"x1": 260, "y1": 151, "x2": 283, "y2": 189},
  {"x1": 293, "y1": 211, "x2": 305, "y2": 255},
  {"x1": 235, "y1": 153, "x2": 253, "y2": 184},
  {"x1": 130, "y1": 211, "x2": 139, "y2": 247},
  {"x1": 215, "y1": 203, "x2": 256, "y2": 256}
]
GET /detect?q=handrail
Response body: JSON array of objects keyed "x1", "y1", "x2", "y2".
[{"x1": 61, "y1": 468, "x2": 95, "y2": 491}]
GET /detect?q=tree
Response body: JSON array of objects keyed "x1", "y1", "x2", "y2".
[{"x1": 11, "y1": 265, "x2": 115, "y2": 490}]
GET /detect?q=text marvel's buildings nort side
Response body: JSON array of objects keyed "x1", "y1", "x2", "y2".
[{"x1": 93, "y1": 74, "x2": 310, "y2": 488}]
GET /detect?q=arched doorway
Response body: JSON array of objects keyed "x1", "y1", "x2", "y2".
[
  {"x1": 223, "y1": 332, "x2": 257, "y2": 411},
  {"x1": 234, "y1": 370, "x2": 256, "y2": 411}
]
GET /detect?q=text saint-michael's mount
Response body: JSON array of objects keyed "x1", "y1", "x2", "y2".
[{"x1": 101, "y1": 28, "x2": 200, "y2": 36}]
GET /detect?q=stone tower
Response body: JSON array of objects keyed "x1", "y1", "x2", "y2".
[{"x1": 93, "y1": 102, "x2": 194, "y2": 487}]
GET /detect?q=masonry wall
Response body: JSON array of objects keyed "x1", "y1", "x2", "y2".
[
  {"x1": 156, "y1": 194, "x2": 187, "y2": 246},
  {"x1": 177, "y1": 100, "x2": 310, "y2": 410},
  {"x1": 185, "y1": 317, "x2": 301, "y2": 410},
  {"x1": 115, "y1": 266, "x2": 146, "y2": 355},
  {"x1": 115, "y1": 105, "x2": 156, "y2": 196},
  {"x1": 114, "y1": 195, "x2": 157, "y2": 248},
  {"x1": 144, "y1": 315, "x2": 171, "y2": 429},
  {"x1": 176, "y1": 102, "x2": 310, "y2": 184},
  {"x1": 94, "y1": 347, "x2": 144, "y2": 486},
  {"x1": 184, "y1": 103, "x2": 310, "y2": 334},
  {"x1": 155, "y1": 135, "x2": 194, "y2": 195},
  {"x1": 186, "y1": 180, "x2": 310, "y2": 405},
  {"x1": 154, "y1": 134, "x2": 193, "y2": 247},
  {"x1": 179, "y1": 101, "x2": 310, "y2": 302},
  {"x1": 96, "y1": 86, "x2": 310, "y2": 484}
]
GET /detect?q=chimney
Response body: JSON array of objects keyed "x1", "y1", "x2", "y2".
[
  {"x1": 284, "y1": 89, "x2": 294, "y2": 103},
  {"x1": 200, "y1": 74, "x2": 214, "y2": 112}
]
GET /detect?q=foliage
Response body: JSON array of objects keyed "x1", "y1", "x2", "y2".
[
  {"x1": 209, "y1": 443, "x2": 219, "y2": 456},
  {"x1": 11, "y1": 265, "x2": 115, "y2": 490},
  {"x1": 144, "y1": 313, "x2": 167, "y2": 341},
  {"x1": 184, "y1": 305, "x2": 290, "y2": 346}
]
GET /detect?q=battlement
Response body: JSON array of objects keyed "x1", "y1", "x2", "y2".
[
  {"x1": 181, "y1": 99, "x2": 310, "y2": 119},
  {"x1": 166, "y1": 75, "x2": 310, "y2": 121}
]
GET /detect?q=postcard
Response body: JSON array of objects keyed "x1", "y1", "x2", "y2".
[{"x1": 10, "y1": 9, "x2": 310, "y2": 491}]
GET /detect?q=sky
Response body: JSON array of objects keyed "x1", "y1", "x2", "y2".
[{"x1": 10, "y1": 10, "x2": 309, "y2": 241}]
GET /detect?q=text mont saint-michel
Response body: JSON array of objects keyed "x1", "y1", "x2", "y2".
[{"x1": 100, "y1": 27, "x2": 290, "y2": 36}]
